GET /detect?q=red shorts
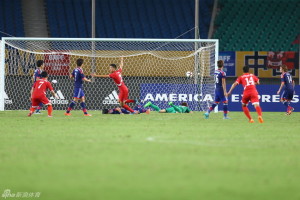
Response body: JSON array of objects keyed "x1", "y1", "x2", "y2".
[
  {"x1": 118, "y1": 86, "x2": 129, "y2": 102},
  {"x1": 31, "y1": 96, "x2": 51, "y2": 107},
  {"x1": 242, "y1": 91, "x2": 259, "y2": 105}
]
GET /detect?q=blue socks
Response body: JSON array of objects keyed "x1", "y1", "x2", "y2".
[
  {"x1": 208, "y1": 103, "x2": 217, "y2": 113},
  {"x1": 223, "y1": 103, "x2": 228, "y2": 117},
  {"x1": 66, "y1": 101, "x2": 76, "y2": 113},
  {"x1": 80, "y1": 102, "x2": 88, "y2": 114}
]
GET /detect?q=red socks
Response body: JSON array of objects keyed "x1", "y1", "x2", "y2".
[
  {"x1": 242, "y1": 106, "x2": 252, "y2": 120},
  {"x1": 30, "y1": 107, "x2": 35, "y2": 113},
  {"x1": 123, "y1": 104, "x2": 134, "y2": 113},
  {"x1": 255, "y1": 106, "x2": 262, "y2": 116},
  {"x1": 47, "y1": 105, "x2": 53, "y2": 116},
  {"x1": 242, "y1": 105, "x2": 262, "y2": 120},
  {"x1": 125, "y1": 99, "x2": 135, "y2": 104}
]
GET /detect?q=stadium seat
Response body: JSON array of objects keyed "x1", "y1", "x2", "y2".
[
  {"x1": 45, "y1": 0, "x2": 213, "y2": 39},
  {"x1": 213, "y1": 0, "x2": 300, "y2": 51},
  {"x1": 0, "y1": 0, "x2": 24, "y2": 39}
]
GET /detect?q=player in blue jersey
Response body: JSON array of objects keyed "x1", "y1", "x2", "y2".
[
  {"x1": 103, "y1": 100, "x2": 150, "y2": 114},
  {"x1": 65, "y1": 58, "x2": 92, "y2": 116},
  {"x1": 204, "y1": 60, "x2": 229, "y2": 119},
  {"x1": 30, "y1": 60, "x2": 44, "y2": 114},
  {"x1": 277, "y1": 65, "x2": 295, "y2": 115},
  {"x1": 102, "y1": 106, "x2": 150, "y2": 114}
]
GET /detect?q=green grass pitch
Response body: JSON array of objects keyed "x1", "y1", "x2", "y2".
[{"x1": 0, "y1": 110, "x2": 300, "y2": 200}]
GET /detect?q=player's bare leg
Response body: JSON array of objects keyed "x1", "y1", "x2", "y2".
[
  {"x1": 253, "y1": 103, "x2": 264, "y2": 123},
  {"x1": 242, "y1": 104, "x2": 254, "y2": 123}
]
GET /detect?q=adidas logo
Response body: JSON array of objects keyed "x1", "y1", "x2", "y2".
[
  {"x1": 4, "y1": 91, "x2": 13, "y2": 104},
  {"x1": 50, "y1": 90, "x2": 69, "y2": 104},
  {"x1": 103, "y1": 90, "x2": 119, "y2": 104}
]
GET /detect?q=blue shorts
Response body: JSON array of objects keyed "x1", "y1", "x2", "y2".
[
  {"x1": 134, "y1": 106, "x2": 147, "y2": 113},
  {"x1": 215, "y1": 90, "x2": 227, "y2": 103},
  {"x1": 281, "y1": 89, "x2": 294, "y2": 101},
  {"x1": 73, "y1": 87, "x2": 85, "y2": 99}
]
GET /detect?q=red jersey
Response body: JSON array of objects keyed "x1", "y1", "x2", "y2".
[
  {"x1": 109, "y1": 69, "x2": 126, "y2": 88},
  {"x1": 32, "y1": 78, "x2": 53, "y2": 98},
  {"x1": 235, "y1": 73, "x2": 259, "y2": 93}
]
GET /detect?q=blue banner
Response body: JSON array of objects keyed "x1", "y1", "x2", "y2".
[
  {"x1": 140, "y1": 84, "x2": 300, "y2": 112},
  {"x1": 219, "y1": 51, "x2": 236, "y2": 77},
  {"x1": 140, "y1": 84, "x2": 213, "y2": 111},
  {"x1": 227, "y1": 85, "x2": 300, "y2": 112}
]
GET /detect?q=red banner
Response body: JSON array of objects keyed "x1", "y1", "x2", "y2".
[
  {"x1": 267, "y1": 51, "x2": 297, "y2": 70},
  {"x1": 44, "y1": 52, "x2": 70, "y2": 75}
]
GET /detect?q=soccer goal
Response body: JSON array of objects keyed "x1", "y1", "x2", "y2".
[{"x1": 0, "y1": 38, "x2": 218, "y2": 111}]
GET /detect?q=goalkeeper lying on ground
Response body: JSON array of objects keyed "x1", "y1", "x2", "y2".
[{"x1": 144, "y1": 102, "x2": 193, "y2": 113}]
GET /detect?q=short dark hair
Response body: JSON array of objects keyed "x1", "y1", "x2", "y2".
[
  {"x1": 243, "y1": 65, "x2": 249, "y2": 73},
  {"x1": 217, "y1": 60, "x2": 224, "y2": 68},
  {"x1": 181, "y1": 102, "x2": 188, "y2": 107},
  {"x1": 37, "y1": 60, "x2": 44, "y2": 67},
  {"x1": 102, "y1": 109, "x2": 109, "y2": 114},
  {"x1": 110, "y1": 64, "x2": 117, "y2": 69},
  {"x1": 77, "y1": 58, "x2": 84, "y2": 67},
  {"x1": 41, "y1": 71, "x2": 48, "y2": 78}
]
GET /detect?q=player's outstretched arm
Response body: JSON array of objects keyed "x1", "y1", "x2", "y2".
[
  {"x1": 50, "y1": 90, "x2": 59, "y2": 99},
  {"x1": 91, "y1": 73, "x2": 109, "y2": 78},
  {"x1": 277, "y1": 82, "x2": 285, "y2": 95},
  {"x1": 227, "y1": 82, "x2": 238, "y2": 95},
  {"x1": 119, "y1": 57, "x2": 124, "y2": 70},
  {"x1": 69, "y1": 73, "x2": 74, "y2": 80},
  {"x1": 83, "y1": 77, "x2": 92, "y2": 82}
]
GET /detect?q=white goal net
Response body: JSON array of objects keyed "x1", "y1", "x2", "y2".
[{"x1": 0, "y1": 38, "x2": 218, "y2": 111}]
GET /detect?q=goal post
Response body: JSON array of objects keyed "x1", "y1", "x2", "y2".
[{"x1": 0, "y1": 37, "x2": 218, "y2": 111}]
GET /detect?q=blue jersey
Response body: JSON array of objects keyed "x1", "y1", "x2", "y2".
[
  {"x1": 110, "y1": 108, "x2": 130, "y2": 114},
  {"x1": 110, "y1": 106, "x2": 147, "y2": 114},
  {"x1": 281, "y1": 72, "x2": 293, "y2": 91},
  {"x1": 134, "y1": 105, "x2": 148, "y2": 113},
  {"x1": 33, "y1": 68, "x2": 42, "y2": 83},
  {"x1": 214, "y1": 69, "x2": 226, "y2": 90},
  {"x1": 72, "y1": 68, "x2": 85, "y2": 88}
]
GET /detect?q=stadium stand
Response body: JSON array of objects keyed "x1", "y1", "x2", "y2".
[
  {"x1": 0, "y1": 0, "x2": 24, "y2": 38},
  {"x1": 45, "y1": 0, "x2": 213, "y2": 39},
  {"x1": 213, "y1": 0, "x2": 300, "y2": 51}
]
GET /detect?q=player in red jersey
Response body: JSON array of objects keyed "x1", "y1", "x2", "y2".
[
  {"x1": 227, "y1": 66, "x2": 264, "y2": 123},
  {"x1": 28, "y1": 71, "x2": 59, "y2": 117},
  {"x1": 91, "y1": 57, "x2": 137, "y2": 113}
]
